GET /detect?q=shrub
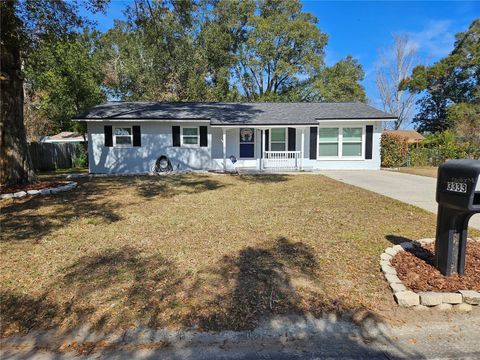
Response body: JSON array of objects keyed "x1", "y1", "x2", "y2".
[
  {"x1": 73, "y1": 143, "x2": 88, "y2": 168},
  {"x1": 381, "y1": 133, "x2": 408, "y2": 167},
  {"x1": 409, "y1": 130, "x2": 480, "y2": 166}
]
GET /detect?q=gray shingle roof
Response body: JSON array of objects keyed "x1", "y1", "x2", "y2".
[{"x1": 74, "y1": 102, "x2": 396, "y2": 125}]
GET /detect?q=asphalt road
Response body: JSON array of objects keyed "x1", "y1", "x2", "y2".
[{"x1": 321, "y1": 170, "x2": 480, "y2": 230}]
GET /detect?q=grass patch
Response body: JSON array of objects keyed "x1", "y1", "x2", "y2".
[
  {"x1": 0, "y1": 173, "x2": 446, "y2": 336},
  {"x1": 396, "y1": 166, "x2": 438, "y2": 178}
]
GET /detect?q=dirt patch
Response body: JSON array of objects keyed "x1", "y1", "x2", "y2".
[
  {"x1": 1, "y1": 181, "x2": 68, "y2": 194},
  {"x1": 391, "y1": 241, "x2": 480, "y2": 292}
]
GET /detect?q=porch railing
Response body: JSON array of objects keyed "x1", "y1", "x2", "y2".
[{"x1": 263, "y1": 151, "x2": 302, "y2": 170}]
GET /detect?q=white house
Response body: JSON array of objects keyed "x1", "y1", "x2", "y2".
[{"x1": 74, "y1": 102, "x2": 396, "y2": 174}]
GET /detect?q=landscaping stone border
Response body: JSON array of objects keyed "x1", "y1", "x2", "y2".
[
  {"x1": 0, "y1": 181, "x2": 77, "y2": 200},
  {"x1": 381, "y1": 238, "x2": 480, "y2": 311}
]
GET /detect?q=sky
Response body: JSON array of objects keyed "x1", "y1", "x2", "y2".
[{"x1": 85, "y1": 0, "x2": 479, "y2": 126}]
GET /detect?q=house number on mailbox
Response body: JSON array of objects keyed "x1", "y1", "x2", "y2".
[{"x1": 446, "y1": 181, "x2": 467, "y2": 193}]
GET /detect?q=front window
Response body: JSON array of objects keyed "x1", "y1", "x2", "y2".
[
  {"x1": 181, "y1": 127, "x2": 199, "y2": 146},
  {"x1": 239, "y1": 128, "x2": 255, "y2": 158},
  {"x1": 342, "y1": 128, "x2": 362, "y2": 157},
  {"x1": 270, "y1": 128, "x2": 286, "y2": 151},
  {"x1": 114, "y1": 127, "x2": 132, "y2": 147},
  {"x1": 318, "y1": 128, "x2": 339, "y2": 156},
  {"x1": 318, "y1": 127, "x2": 363, "y2": 158}
]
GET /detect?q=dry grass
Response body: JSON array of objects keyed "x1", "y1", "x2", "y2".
[
  {"x1": 396, "y1": 167, "x2": 438, "y2": 178},
  {"x1": 1, "y1": 173, "x2": 441, "y2": 336}
]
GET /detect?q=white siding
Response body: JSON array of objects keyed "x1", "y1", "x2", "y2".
[
  {"x1": 88, "y1": 121, "x2": 212, "y2": 174},
  {"x1": 87, "y1": 120, "x2": 384, "y2": 173}
]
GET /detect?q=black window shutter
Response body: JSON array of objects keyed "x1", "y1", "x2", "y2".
[
  {"x1": 172, "y1": 126, "x2": 180, "y2": 147},
  {"x1": 200, "y1": 126, "x2": 208, "y2": 147},
  {"x1": 365, "y1": 125, "x2": 373, "y2": 159},
  {"x1": 132, "y1": 126, "x2": 141, "y2": 147},
  {"x1": 265, "y1": 130, "x2": 269, "y2": 151},
  {"x1": 104, "y1": 125, "x2": 113, "y2": 147},
  {"x1": 288, "y1": 128, "x2": 296, "y2": 151},
  {"x1": 309, "y1": 127, "x2": 317, "y2": 160}
]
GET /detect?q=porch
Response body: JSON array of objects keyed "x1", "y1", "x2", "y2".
[{"x1": 215, "y1": 126, "x2": 307, "y2": 171}]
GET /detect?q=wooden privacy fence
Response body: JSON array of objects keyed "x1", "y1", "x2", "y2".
[{"x1": 28, "y1": 142, "x2": 84, "y2": 171}]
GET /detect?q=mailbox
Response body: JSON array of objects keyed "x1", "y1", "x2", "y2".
[{"x1": 435, "y1": 159, "x2": 480, "y2": 276}]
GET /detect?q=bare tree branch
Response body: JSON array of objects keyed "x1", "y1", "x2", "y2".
[{"x1": 375, "y1": 34, "x2": 418, "y2": 130}]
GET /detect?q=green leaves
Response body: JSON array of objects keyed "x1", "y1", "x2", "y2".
[
  {"x1": 403, "y1": 18, "x2": 480, "y2": 133},
  {"x1": 307, "y1": 56, "x2": 366, "y2": 102},
  {"x1": 25, "y1": 30, "x2": 106, "y2": 134},
  {"x1": 100, "y1": 0, "x2": 364, "y2": 103}
]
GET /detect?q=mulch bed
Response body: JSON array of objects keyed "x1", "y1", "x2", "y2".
[
  {"x1": 0, "y1": 181, "x2": 68, "y2": 195},
  {"x1": 391, "y1": 241, "x2": 480, "y2": 292}
]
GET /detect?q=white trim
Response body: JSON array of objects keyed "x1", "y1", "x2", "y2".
[
  {"x1": 75, "y1": 118, "x2": 211, "y2": 123},
  {"x1": 317, "y1": 126, "x2": 365, "y2": 160},
  {"x1": 316, "y1": 119, "x2": 395, "y2": 122},
  {"x1": 113, "y1": 126, "x2": 133, "y2": 148},
  {"x1": 222, "y1": 128, "x2": 227, "y2": 171},
  {"x1": 211, "y1": 124, "x2": 316, "y2": 128},
  {"x1": 180, "y1": 126, "x2": 200, "y2": 147}
]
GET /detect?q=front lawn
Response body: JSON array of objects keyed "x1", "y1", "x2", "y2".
[
  {"x1": 1, "y1": 173, "x2": 439, "y2": 336},
  {"x1": 396, "y1": 166, "x2": 438, "y2": 178}
]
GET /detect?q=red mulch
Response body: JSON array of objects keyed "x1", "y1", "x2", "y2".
[
  {"x1": 0, "y1": 181, "x2": 67, "y2": 195},
  {"x1": 391, "y1": 241, "x2": 480, "y2": 292}
]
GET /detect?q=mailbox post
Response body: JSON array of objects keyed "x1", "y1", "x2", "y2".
[{"x1": 435, "y1": 160, "x2": 480, "y2": 276}]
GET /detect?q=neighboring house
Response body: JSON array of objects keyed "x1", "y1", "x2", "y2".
[
  {"x1": 383, "y1": 130, "x2": 425, "y2": 144},
  {"x1": 74, "y1": 102, "x2": 396, "y2": 173},
  {"x1": 41, "y1": 131, "x2": 86, "y2": 144}
]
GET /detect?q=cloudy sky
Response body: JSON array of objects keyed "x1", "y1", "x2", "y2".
[{"x1": 85, "y1": 1, "x2": 479, "y2": 125}]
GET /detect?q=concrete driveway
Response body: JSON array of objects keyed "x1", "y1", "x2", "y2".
[{"x1": 321, "y1": 170, "x2": 480, "y2": 230}]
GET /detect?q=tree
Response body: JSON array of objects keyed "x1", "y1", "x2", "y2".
[
  {"x1": 448, "y1": 102, "x2": 480, "y2": 144},
  {"x1": 401, "y1": 19, "x2": 479, "y2": 133},
  {"x1": 1, "y1": 1, "x2": 35, "y2": 185},
  {"x1": 235, "y1": 0, "x2": 328, "y2": 100},
  {"x1": 302, "y1": 56, "x2": 366, "y2": 102},
  {"x1": 0, "y1": 0, "x2": 108, "y2": 186},
  {"x1": 375, "y1": 34, "x2": 417, "y2": 130},
  {"x1": 101, "y1": 0, "x2": 204, "y2": 101},
  {"x1": 25, "y1": 30, "x2": 106, "y2": 135}
]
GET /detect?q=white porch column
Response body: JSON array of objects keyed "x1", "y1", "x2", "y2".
[
  {"x1": 301, "y1": 127, "x2": 305, "y2": 170},
  {"x1": 222, "y1": 128, "x2": 227, "y2": 171},
  {"x1": 261, "y1": 129, "x2": 265, "y2": 170}
]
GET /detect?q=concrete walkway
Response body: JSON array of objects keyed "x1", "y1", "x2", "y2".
[{"x1": 321, "y1": 170, "x2": 480, "y2": 230}]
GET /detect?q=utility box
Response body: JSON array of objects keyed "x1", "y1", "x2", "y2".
[{"x1": 435, "y1": 159, "x2": 480, "y2": 276}]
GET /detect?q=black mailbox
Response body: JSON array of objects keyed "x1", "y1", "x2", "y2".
[{"x1": 435, "y1": 159, "x2": 480, "y2": 276}]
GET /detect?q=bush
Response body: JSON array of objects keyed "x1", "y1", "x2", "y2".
[
  {"x1": 409, "y1": 130, "x2": 480, "y2": 166},
  {"x1": 381, "y1": 133, "x2": 408, "y2": 167},
  {"x1": 73, "y1": 143, "x2": 88, "y2": 168}
]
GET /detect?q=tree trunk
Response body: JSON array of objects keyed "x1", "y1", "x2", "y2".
[{"x1": 0, "y1": 1, "x2": 35, "y2": 185}]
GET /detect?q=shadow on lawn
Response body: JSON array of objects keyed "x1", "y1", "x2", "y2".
[
  {"x1": 0, "y1": 179, "x2": 121, "y2": 242},
  {"x1": 0, "y1": 238, "x2": 424, "y2": 359},
  {"x1": 0, "y1": 175, "x2": 227, "y2": 241},
  {"x1": 134, "y1": 174, "x2": 227, "y2": 199},
  {"x1": 191, "y1": 237, "x2": 325, "y2": 331},
  {"x1": 236, "y1": 173, "x2": 290, "y2": 184},
  {"x1": 0, "y1": 247, "x2": 184, "y2": 334},
  {"x1": 385, "y1": 235, "x2": 435, "y2": 264}
]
